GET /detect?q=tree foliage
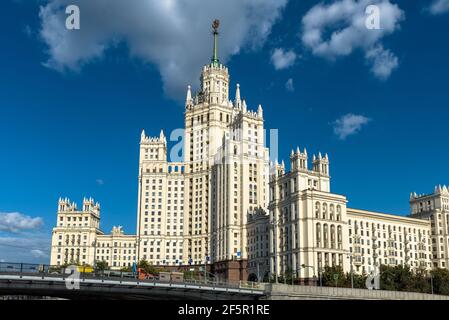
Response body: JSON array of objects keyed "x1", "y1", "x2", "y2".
[
  {"x1": 431, "y1": 268, "x2": 449, "y2": 295},
  {"x1": 275, "y1": 264, "x2": 449, "y2": 296},
  {"x1": 95, "y1": 260, "x2": 109, "y2": 271}
]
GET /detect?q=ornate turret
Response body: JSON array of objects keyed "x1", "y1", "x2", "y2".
[
  {"x1": 58, "y1": 197, "x2": 77, "y2": 212},
  {"x1": 82, "y1": 197, "x2": 100, "y2": 216},
  {"x1": 290, "y1": 146, "x2": 308, "y2": 172},
  {"x1": 270, "y1": 160, "x2": 285, "y2": 179},
  {"x1": 111, "y1": 226, "x2": 124, "y2": 236},
  {"x1": 313, "y1": 152, "x2": 329, "y2": 176}
]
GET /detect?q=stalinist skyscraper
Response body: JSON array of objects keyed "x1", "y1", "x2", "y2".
[
  {"x1": 50, "y1": 21, "x2": 438, "y2": 283},
  {"x1": 136, "y1": 20, "x2": 269, "y2": 281}
]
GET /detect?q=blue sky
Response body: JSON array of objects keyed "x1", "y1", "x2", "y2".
[{"x1": 0, "y1": 0, "x2": 448, "y2": 263}]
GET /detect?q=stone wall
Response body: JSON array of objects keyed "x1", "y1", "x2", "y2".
[{"x1": 264, "y1": 284, "x2": 449, "y2": 300}]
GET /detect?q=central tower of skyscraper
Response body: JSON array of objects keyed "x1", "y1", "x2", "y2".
[{"x1": 137, "y1": 20, "x2": 269, "y2": 281}]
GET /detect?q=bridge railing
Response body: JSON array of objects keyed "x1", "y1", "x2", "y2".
[
  {"x1": 0, "y1": 262, "x2": 263, "y2": 291},
  {"x1": 0, "y1": 262, "x2": 52, "y2": 274}
]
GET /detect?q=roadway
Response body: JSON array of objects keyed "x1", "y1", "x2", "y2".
[{"x1": 0, "y1": 272, "x2": 266, "y2": 300}]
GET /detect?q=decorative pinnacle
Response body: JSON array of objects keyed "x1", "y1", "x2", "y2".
[{"x1": 211, "y1": 19, "x2": 220, "y2": 65}]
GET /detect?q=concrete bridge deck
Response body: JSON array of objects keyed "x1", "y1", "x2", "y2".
[{"x1": 1, "y1": 263, "x2": 449, "y2": 300}]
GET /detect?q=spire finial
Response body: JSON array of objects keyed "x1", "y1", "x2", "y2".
[
  {"x1": 235, "y1": 83, "x2": 241, "y2": 106},
  {"x1": 186, "y1": 85, "x2": 192, "y2": 106},
  {"x1": 211, "y1": 19, "x2": 220, "y2": 66},
  {"x1": 160, "y1": 130, "x2": 165, "y2": 142}
]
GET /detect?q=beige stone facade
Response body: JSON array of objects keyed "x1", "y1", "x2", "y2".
[
  {"x1": 267, "y1": 152, "x2": 349, "y2": 280},
  {"x1": 347, "y1": 208, "x2": 431, "y2": 274},
  {"x1": 50, "y1": 197, "x2": 137, "y2": 270},
  {"x1": 246, "y1": 208, "x2": 270, "y2": 281},
  {"x1": 264, "y1": 149, "x2": 435, "y2": 279},
  {"x1": 410, "y1": 186, "x2": 449, "y2": 268}
]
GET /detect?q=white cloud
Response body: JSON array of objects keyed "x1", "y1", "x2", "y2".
[
  {"x1": 285, "y1": 78, "x2": 294, "y2": 91},
  {"x1": 365, "y1": 45, "x2": 398, "y2": 80},
  {"x1": 0, "y1": 236, "x2": 51, "y2": 264},
  {"x1": 0, "y1": 212, "x2": 44, "y2": 233},
  {"x1": 301, "y1": 0, "x2": 404, "y2": 79},
  {"x1": 271, "y1": 48, "x2": 297, "y2": 70},
  {"x1": 96, "y1": 179, "x2": 104, "y2": 186},
  {"x1": 31, "y1": 249, "x2": 48, "y2": 258},
  {"x1": 38, "y1": 0, "x2": 287, "y2": 101},
  {"x1": 428, "y1": 0, "x2": 449, "y2": 15},
  {"x1": 333, "y1": 113, "x2": 371, "y2": 140}
]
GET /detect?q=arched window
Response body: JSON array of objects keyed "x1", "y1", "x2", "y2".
[
  {"x1": 315, "y1": 202, "x2": 321, "y2": 219},
  {"x1": 323, "y1": 203, "x2": 328, "y2": 220},
  {"x1": 323, "y1": 224, "x2": 329, "y2": 248},
  {"x1": 330, "y1": 204, "x2": 335, "y2": 220},
  {"x1": 331, "y1": 225, "x2": 336, "y2": 249},
  {"x1": 316, "y1": 223, "x2": 321, "y2": 247},
  {"x1": 337, "y1": 226, "x2": 342, "y2": 249}
]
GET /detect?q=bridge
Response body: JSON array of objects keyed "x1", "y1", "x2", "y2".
[
  {"x1": 0, "y1": 263, "x2": 265, "y2": 300},
  {"x1": 2, "y1": 263, "x2": 449, "y2": 300}
]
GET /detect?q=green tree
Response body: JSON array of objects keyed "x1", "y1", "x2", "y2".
[
  {"x1": 120, "y1": 266, "x2": 132, "y2": 272},
  {"x1": 137, "y1": 259, "x2": 158, "y2": 274},
  {"x1": 380, "y1": 264, "x2": 430, "y2": 293},
  {"x1": 431, "y1": 268, "x2": 449, "y2": 295},
  {"x1": 380, "y1": 265, "x2": 400, "y2": 291},
  {"x1": 350, "y1": 273, "x2": 368, "y2": 289},
  {"x1": 413, "y1": 268, "x2": 431, "y2": 293},
  {"x1": 95, "y1": 260, "x2": 109, "y2": 271},
  {"x1": 283, "y1": 267, "x2": 294, "y2": 284},
  {"x1": 321, "y1": 265, "x2": 347, "y2": 287}
]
